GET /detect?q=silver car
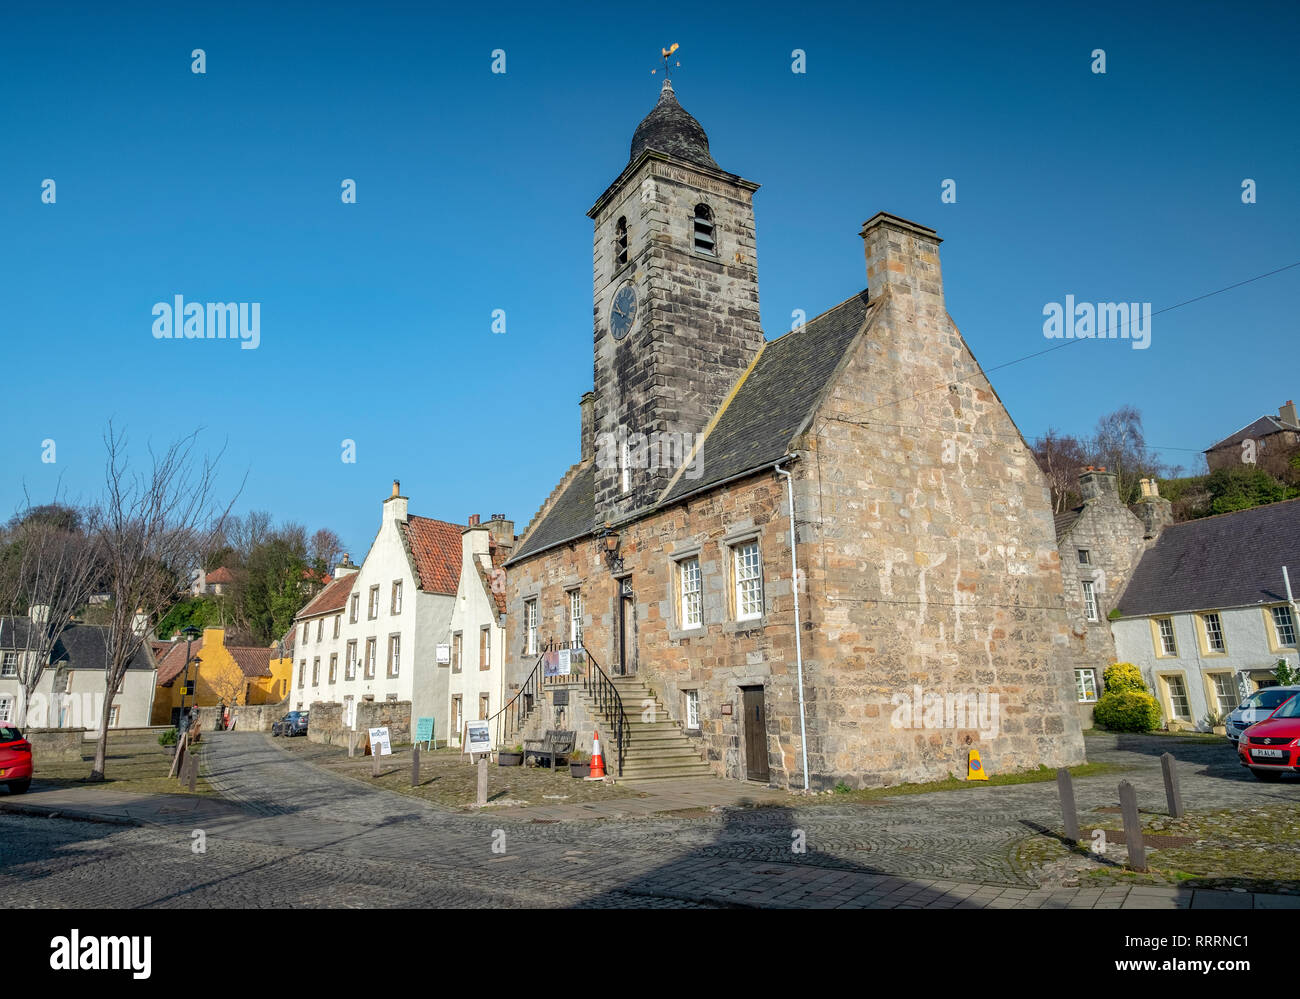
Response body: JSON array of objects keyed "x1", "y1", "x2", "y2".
[{"x1": 1225, "y1": 685, "x2": 1300, "y2": 746}]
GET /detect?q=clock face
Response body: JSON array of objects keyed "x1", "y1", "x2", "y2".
[{"x1": 610, "y1": 282, "x2": 637, "y2": 341}]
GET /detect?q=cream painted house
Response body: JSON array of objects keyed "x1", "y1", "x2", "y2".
[
  {"x1": 290, "y1": 482, "x2": 463, "y2": 742},
  {"x1": 1112, "y1": 499, "x2": 1300, "y2": 729},
  {"x1": 446, "y1": 516, "x2": 514, "y2": 745}
]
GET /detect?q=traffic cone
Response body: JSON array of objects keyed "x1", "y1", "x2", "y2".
[{"x1": 587, "y1": 730, "x2": 606, "y2": 779}]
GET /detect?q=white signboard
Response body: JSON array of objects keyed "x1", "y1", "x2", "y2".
[
  {"x1": 368, "y1": 726, "x2": 392, "y2": 757},
  {"x1": 436, "y1": 643, "x2": 451, "y2": 665},
  {"x1": 343, "y1": 698, "x2": 357, "y2": 730},
  {"x1": 463, "y1": 719, "x2": 492, "y2": 757}
]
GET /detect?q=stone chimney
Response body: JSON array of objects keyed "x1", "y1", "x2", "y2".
[
  {"x1": 1280, "y1": 400, "x2": 1298, "y2": 427},
  {"x1": 1136, "y1": 477, "x2": 1174, "y2": 540},
  {"x1": 860, "y1": 212, "x2": 945, "y2": 313},
  {"x1": 468, "y1": 513, "x2": 480, "y2": 527},
  {"x1": 383, "y1": 480, "x2": 408, "y2": 524},
  {"x1": 580, "y1": 391, "x2": 596, "y2": 461},
  {"x1": 131, "y1": 606, "x2": 151, "y2": 638},
  {"x1": 1078, "y1": 466, "x2": 1119, "y2": 503},
  {"x1": 333, "y1": 553, "x2": 360, "y2": 578},
  {"x1": 487, "y1": 513, "x2": 515, "y2": 552}
]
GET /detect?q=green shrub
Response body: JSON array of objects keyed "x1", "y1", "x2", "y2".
[
  {"x1": 833, "y1": 780, "x2": 852, "y2": 794},
  {"x1": 1103, "y1": 662, "x2": 1146, "y2": 694},
  {"x1": 158, "y1": 727, "x2": 178, "y2": 747},
  {"x1": 1274, "y1": 658, "x2": 1300, "y2": 685},
  {"x1": 1093, "y1": 690, "x2": 1162, "y2": 732}
]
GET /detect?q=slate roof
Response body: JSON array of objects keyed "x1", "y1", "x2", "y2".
[
  {"x1": 1206, "y1": 414, "x2": 1300, "y2": 453},
  {"x1": 1116, "y1": 498, "x2": 1300, "y2": 616},
  {"x1": 401, "y1": 516, "x2": 464, "y2": 595},
  {"x1": 296, "y1": 573, "x2": 355, "y2": 620},
  {"x1": 508, "y1": 289, "x2": 875, "y2": 565},
  {"x1": 629, "y1": 79, "x2": 719, "y2": 171},
  {"x1": 0, "y1": 618, "x2": 154, "y2": 672},
  {"x1": 1054, "y1": 507, "x2": 1084, "y2": 541}
]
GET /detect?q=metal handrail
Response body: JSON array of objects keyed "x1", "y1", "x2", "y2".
[{"x1": 484, "y1": 638, "x2": 628, "y2": 776}]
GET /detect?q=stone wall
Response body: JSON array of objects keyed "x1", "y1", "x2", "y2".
[
  {"x1": 307, "y1": 699, "x2": 411, "y2": 748},
  {"x1": 196, "y1": 700, "x2": 286, "y2": 733},
  {"x1": 25, "y1": 727, "x2": 86, "y2": 762}
]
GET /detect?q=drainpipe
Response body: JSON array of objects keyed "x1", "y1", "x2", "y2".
[
  {"x1": 1284, "y1": 567, "x2": 1299, "y2": 674},
  {"x1": 774, "y1": 462, "x2": 809, "y2": 791}
]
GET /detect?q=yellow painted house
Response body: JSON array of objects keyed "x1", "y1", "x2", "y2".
[{"x1": 151, "y1": 628, "x2": 292, "y2": 726}]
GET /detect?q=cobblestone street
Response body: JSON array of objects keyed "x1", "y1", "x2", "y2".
[{"x1": 2, "y1": 731, "x2": 1298, "y2": 908}]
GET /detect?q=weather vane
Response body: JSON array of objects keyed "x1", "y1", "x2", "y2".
[{"x1": 651, "y1": 42, "x2": 680, "y2": 78}]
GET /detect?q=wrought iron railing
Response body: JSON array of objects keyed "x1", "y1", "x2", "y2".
[{"x1": 486, "y1": 638, "x2": 627, "y2": 776}]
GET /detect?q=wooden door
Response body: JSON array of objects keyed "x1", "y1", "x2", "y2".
[{"x1": 742, "y1": 686, "x2": 769, "y2": 782}]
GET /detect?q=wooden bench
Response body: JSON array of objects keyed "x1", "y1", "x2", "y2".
[{"x1": 523, "y1": 729, "x2": 576, "y2": 771}]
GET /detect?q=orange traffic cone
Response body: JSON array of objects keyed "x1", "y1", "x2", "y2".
[{"x1": 587, "y1": 730, "x2": 606, "y2": 779}]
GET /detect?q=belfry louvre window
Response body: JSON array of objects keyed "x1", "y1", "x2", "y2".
[
  {"x1": 615, "y1": 216, "x2": 628, "y2": 268},
  {"x1": 693, "y1": 203, "x2": 715, "y2": 254}
]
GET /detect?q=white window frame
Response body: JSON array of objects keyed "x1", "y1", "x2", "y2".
[
  {"x1": 524, "y1": 599, "x2": 538, "y2": 657},
  {"x1": 0, "y1": 695, "x2": 13, "y2": 722},
  {"x1": 312, "y1": 657, "x2": 320, "y2": 686},
  {"x1": 1081, "y1": 580, "x2": 1098, "y2": 622},
  {"x1": 333, "y1": 614, "x2": 341, "y2": 639},
  {"x1": 1203, "y1": 612, "x2": 1226, "y2": 653},
  {"x1": 0, "y1": 652, "x2": 17, "y2": 678},
  {"x1": 345, "y1": 640, "x2": 357, "y2": 680},
  {"x1": 350, "y1": 593, "x2": 360, "y2": 624},
  {"x1": 620, "y1": 439, "x2": 631, "y2": 494},
  {"x1": 388, "y1": 635, "x2": 401, "y2": 677},
  {"x1": 684, "y1": 689, "x2": 700, "y2": 730},
  {"x1": 1157, "y1": 617, "x2": 1178, "y2": 657},
  {"x1": 1210, "y1": 672, "x2": 1237, "y2": 717},
  {"x1": 1272, "y1": 605, "x2": 1297, "y2": 647},
  {"x1": 108, "y1": 704, "x2": 121, "y2": 727},
  {"x1": 679, "y1": 556, "x2": 703, "y2": 629},
  {"x1": 392, "y1": 580, "x2": 403, "y2": 615},
  {"x1": 1074, "y1": 668, "x2": 1098, "y2": 702},
  {"x1": 365, "y1": 638, "x2": 377, "y2": 679},
  {"x1": 316, "y1": 619, "x2": 323, "y2": 643},
  {"x1": 1164, "y1": 673, "x2": 1191, "y2": 720},
  {"x1": 732, "y1": 540, "x2": 764, "y2": 622},
  {"x1": 568, "y1": 589, "x2": 583, "y2": 646},
  {"x1": 368, "y1": 586, "x2": 380, "y2": 620}
]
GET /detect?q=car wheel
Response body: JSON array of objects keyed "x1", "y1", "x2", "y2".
[
  {"x1": 7, "y1": 778, "x2": 31, "y2": 795},
  {"x1": 1250, "y1": 768, "x2": 1283, "y2": 782}
]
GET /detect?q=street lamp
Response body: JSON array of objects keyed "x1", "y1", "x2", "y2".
[
  {"x1": 177, "y1": 625, "x2": 201, "y2": 733},
  {"x1": 595, "y1": 524, "x2": 623, "y2": 573}
]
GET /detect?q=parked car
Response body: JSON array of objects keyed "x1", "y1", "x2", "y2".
[
  {"x1": 272, "y1": 711, "x2": 309, "y2": 737},
  {"x1": 1225, "y1": 685, "x2": 1300, "y2": 746},
  {"x1": 1237, "y1": 691, "x2": 1300, "y2": 780},
  {"x1": 0, "y1": 724, "x2": 33, "y2": 794}
]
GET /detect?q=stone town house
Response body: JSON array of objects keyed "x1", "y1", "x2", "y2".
[
  {"x1": 1054, "y1": 467, "x2": 1173, "y2": 722},
  {"x1": 446, "y1": 516, "x2": 514, "y2": 745},
  {"x1": 503, "y1": 79, "x2": 1087, "y2": 790}
]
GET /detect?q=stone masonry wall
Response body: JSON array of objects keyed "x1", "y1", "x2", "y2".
[{"x1": 307, "y1": 699, "x2": 411, "y2": 748}]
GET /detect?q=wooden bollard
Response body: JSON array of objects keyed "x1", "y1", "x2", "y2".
[
  {"x1": 1057, "y1": 768, "x2": 1080, "y2": 843},
  {"x1": 1160, "y1": 752, "x2": 1184, "y2": 818},
  {"x1": 347, "y1": 731, "x2": 355, "y2": 758},
  {"x1": 371, "y1": 746, "x2": 381, "y2": 777},
  {"x1": 185, "y1": 755, "x2": 198, "y2": 792},
  {"x1": 1118, "y1": 780, "x2": 1147, "y2": 871},
  {"x1": 411, "y1": 745, "x2": 420, "y2": 787},
  {"x1": 477, "y1": 755, "x2": 488, "y2": 807}
]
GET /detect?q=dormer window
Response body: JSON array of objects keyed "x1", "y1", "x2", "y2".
[
  {"x1": 692, "y1": 203, "x2": 715, "y2": 254},
  {"x1": 614, "y1": 216, "x2": 628, "y2": 269}
]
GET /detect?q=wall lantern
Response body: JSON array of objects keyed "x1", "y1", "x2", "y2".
[{"x1": 595, "y1": 523, "x2": 624, "y2": 573}]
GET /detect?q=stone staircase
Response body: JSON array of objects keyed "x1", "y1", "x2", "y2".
[{"x1": 582, "y1": 675, "x2": 713, "y2": 784}]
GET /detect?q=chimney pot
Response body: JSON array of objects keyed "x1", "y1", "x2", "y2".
[
  {"x1": 468, "y1": 514, "x2": 481, "y2": 527},
  {"x1": 391, "y1": 480, "x2": 400, "y2": 497}
]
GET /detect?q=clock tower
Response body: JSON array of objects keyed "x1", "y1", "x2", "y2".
[{"x1": 587, "y1": 78, "x2": 763, "y2": 526}]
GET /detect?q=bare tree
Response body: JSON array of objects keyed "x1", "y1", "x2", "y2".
[
  {"x1": 309, "y1": 528, "x2": 343, "y2": 571},
  {"x1": 92, "y1": 425, "x2": 238, "y2": 780},
  {"x1": 0, "y1": 502, "x2": 101, "y2": 725},
  {"x1": 1031, "y1": 429, "x2": 1089, "y2": 513}
]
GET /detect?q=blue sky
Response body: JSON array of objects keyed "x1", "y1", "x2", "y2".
[{"x1": 2, "y1": 0, "x2": 1297, "y2": 556}]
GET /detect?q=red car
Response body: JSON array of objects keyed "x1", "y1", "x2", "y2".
[
  {"x1": 1238, "y1": 692, "x2": 1300, "y2": 781},
  {"x1": 0, "y1": 723, "x2": 33, "y2": 794}
]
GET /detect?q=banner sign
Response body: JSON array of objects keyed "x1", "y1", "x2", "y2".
[
  {"x1": 436, "y1": 644, "x2": 450, "y2": 665},
  {"x1": 543, "y1": 649, "x2": 574, "y2": 677}
]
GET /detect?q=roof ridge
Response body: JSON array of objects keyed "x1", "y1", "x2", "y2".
[
  {"x1": 516, "y1": 459, "x2": 588, "y2": 548},
  {"x1": 763, "y1": 289, "x2": 870, "y2": 348},
  {"x1": 1155, "y1": 494, "x2": 1300, "y2": 534}
]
